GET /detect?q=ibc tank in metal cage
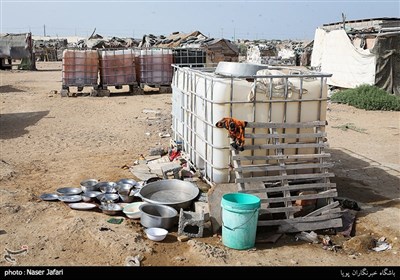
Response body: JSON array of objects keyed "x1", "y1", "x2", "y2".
[
  {"x1": 173, "y1": 48, "x2": 206, "y2": 68},
  {"x1": 137, "y1": 48, "x2": 173, "y2": 85},
  {"x1": 171, "y1": 62, "x2": 332, "y2": 185},
  {"x1": 98, "y1": 49, "x2": 137, "y2": 87},
  {"x1": 62, "y1": 49, "x2": 99, "y2": 87}
]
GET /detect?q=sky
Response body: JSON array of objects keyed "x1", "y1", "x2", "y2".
[{"x1": 1, "y1": 0, "x2": 399, "y2": 40}]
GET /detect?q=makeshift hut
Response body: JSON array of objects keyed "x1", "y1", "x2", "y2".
[
  {"x1": 247, "y1": 44, "x2": 277, "y2": 64},
  {"x1": 0, "y1": 33, "x2": 35, "y2": 70},
  {"x1": 311, "y1": 17, "x2": 400, "y2": 95}
]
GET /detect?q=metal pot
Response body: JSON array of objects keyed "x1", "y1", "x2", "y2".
[
  {"x1": 96, "y1": 182, "x2": 118, "y2": 194},
  {"x1": 80, "y1": 179, "x2": 99, "y2": 193},
  {"x1": 139, "y1": 204, "x2": 178, "y2": 230}
]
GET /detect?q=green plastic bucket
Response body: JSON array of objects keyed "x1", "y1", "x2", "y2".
[{"x1": 221, "y1": 193, "x2": 261, "y2": 250}]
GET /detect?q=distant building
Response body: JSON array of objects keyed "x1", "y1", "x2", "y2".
[{"x1": 311, "y1": 17, "x2": 400, "y2": 95}]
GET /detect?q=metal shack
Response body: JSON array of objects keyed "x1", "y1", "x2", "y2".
[
  {"x1": 181, "y1": 38, "x2": 239, "y2": 64},
  {"x1": 148, "y1": 31, "x2": 239, "y2": 65},
  {"x1": 0, "y1": 33, "x2": 35, "y2": 70}
]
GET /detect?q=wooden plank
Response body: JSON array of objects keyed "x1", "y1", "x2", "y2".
[
  {"x1": 259, "y1": 206, "x2": 302, "y2": 214},
  {"x1": 305, "y1": 201, "x2": 340, "y2": 217},
  {"x1": 236, "y1": 172, "x2": 335, "y2": 183},
  {"x1": 271, "y1": 127, "x2": 293, "y2": 220},
  {"x1": 257, "y1": 212, "x2": 342, "y2": 226},
  {"x1": 240, "y1": 182, "x2": 336, "y2": 194},
  {"x1": 276, "y1": 218, "x2": 343, "y2": 233},
  {"x1": 255, "y1": 233, "x2": 283, "y2": 244},
  {"x1": 244, "y1": 132, "x2": 327, "y2": 139},
  {"x1": 261, "y1": 189, "x2": 337, "y2": 203},
  {"x1": 232, "y1": 153, "x2": 331, "y2": 161},
  {"x1": 243, "y1": 182, "x2": 268, "y2": 199},
  {"x1": 244, "y1": 142, "x2": 328, "y2": 150},
  {"x1": 260, "y1": 189, "x2": 337, "y2": 204},
  {"x1": 246, "y1": 121, "x2": 327, "y2": 129},
  {"x1": 321, "y1": 208, "x2": 343, "y2": 215},
  {"x1": 231, "y1": 149, "x2": 244, "y2": 191},
  {"x1": 235, "y1": 162, "x2": 334, "y2": 172}
]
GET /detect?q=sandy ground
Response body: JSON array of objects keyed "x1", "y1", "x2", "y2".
[{"x1": 0, "y1": 62, "x2": 399, "y2": 267}]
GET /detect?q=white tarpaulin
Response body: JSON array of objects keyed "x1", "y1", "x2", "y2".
[
  {"x1": 310, "y1": 28, "x2": 326, "y2": 68},
  {"x1": 311, "y1": 28, "x2": 376, "y2": 88}
]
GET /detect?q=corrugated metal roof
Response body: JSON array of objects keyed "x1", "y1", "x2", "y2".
[{"x1": 322, "y1": 17, "x2": 400, "y2": 26}]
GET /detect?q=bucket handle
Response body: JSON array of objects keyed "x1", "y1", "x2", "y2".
[{"x1": 222, "y1": 208, "x2": 258, "y2": 231}]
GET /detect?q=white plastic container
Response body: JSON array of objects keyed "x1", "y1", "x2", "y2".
[{"x1": 171, "y1": 63, "x2": 329, "y2": 184}]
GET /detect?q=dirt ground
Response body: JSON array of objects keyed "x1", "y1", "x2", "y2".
[{"x1": 0, "y1": 62, "x2": 399, "y2": 267}]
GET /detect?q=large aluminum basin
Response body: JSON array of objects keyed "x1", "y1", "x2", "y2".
[{"x1": 138, "y1": 179, "x2": 199, "y2": 210}]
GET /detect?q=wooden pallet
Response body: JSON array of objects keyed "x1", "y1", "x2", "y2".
[
  {"x1": 232, "y1": 121, "x2": 342, "y2": 233},
  {"x1": 60, "y1": 85, "x2": 101, "y2": 97},
  {"x1": 139, "y1": 83, "x2": 172, "y2": 93},
  {"x1": 98, "y1": 83, "x2": 141, "y2": 95}
]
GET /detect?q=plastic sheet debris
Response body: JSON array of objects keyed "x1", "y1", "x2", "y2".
[
  {"x1": 322, "y1": 235, "x2": 333, "y2": 246},
  {"x1": 107, "y1": 218, "x2": 123, "y2": 224},
  {"x1": 337, "y1": 209, "x2": 358, "y2": 237},
  {"x1": 322, "y1": 235, "x2": 342, "y2": 252},
  {"x1": 335, "y1": 197, "x2": 361, "y2": 211},
  {"x1": 372, "y1": 237, "x2": 392, "y2": 252},
  {"x1": 159, "y1": 132, "x2": 170, "y2": 138},
  {"x1": 125, "y1": 254, "x2": 144, "y2": 266},
  {"x1": 295, "y1": 231, "x2": 318, "y2": 243}
]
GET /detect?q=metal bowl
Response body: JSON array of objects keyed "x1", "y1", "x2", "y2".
[
  {"x1": 145, "y1": 227, "x2": 168, "y2": 241},
  {"x1": 139, "y1": 204, "x2": 178, "y2": 229},
  {"x1": 58, "y1": 194, "x2": 82, "y2": 203},
  {"x1": 81, "y1": 191, "x2": 102, "y2": 202},
  {"x1": 116, "y1": 183, "x2": 134, "y2": 195},
  {"x1": 117, "y1": 183, "x2": 138, "y2": 203},
  {"x1": 96, "y1": 182, "x2": 118, "y2": 194},
  {"x1": 97, "y1": 193, "x2": 119, "y2": 203},
  {"x1": 119, "y1": 193, "x2": 136, "y2": 203},
  {"x1": 57, "y1": 187, "x2": 82, "y2": 196},
  {"x1": 123, "y1": 202, "x2": 146, "y2": 219},
  {"x1": 117, "y1": 178, "x2": 138, "y2": 187},
  {"x1": 215, "y1": 61, "x2": 268, "y2": 77},
  {"x1": 99, "y1": 203, "x2": 123, "y2": 215},
  {"x1": 80, "y1": 179, "x2": 99, "y2": 193},
  {"x1": 138, "y1": 179, "x2": 199, "y2": 210}
]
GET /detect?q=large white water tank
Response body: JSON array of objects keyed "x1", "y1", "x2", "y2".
[{"x1": 171, "y1": 63, "x2": 329, "y2": 184}]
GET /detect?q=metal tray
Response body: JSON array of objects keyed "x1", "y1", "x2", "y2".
[
  {"x1": 56, "y1": 187, "x2": 82, "y2": 196},
  {"x1": 58, "y1": 195, "x2": 82, "y2": 203},
  {"x1": 69, "y1": 202, "x2": 97, "y2": 210},
  {"x1": 39, "y1": 193, "x2": 59, "y2": 201}
]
